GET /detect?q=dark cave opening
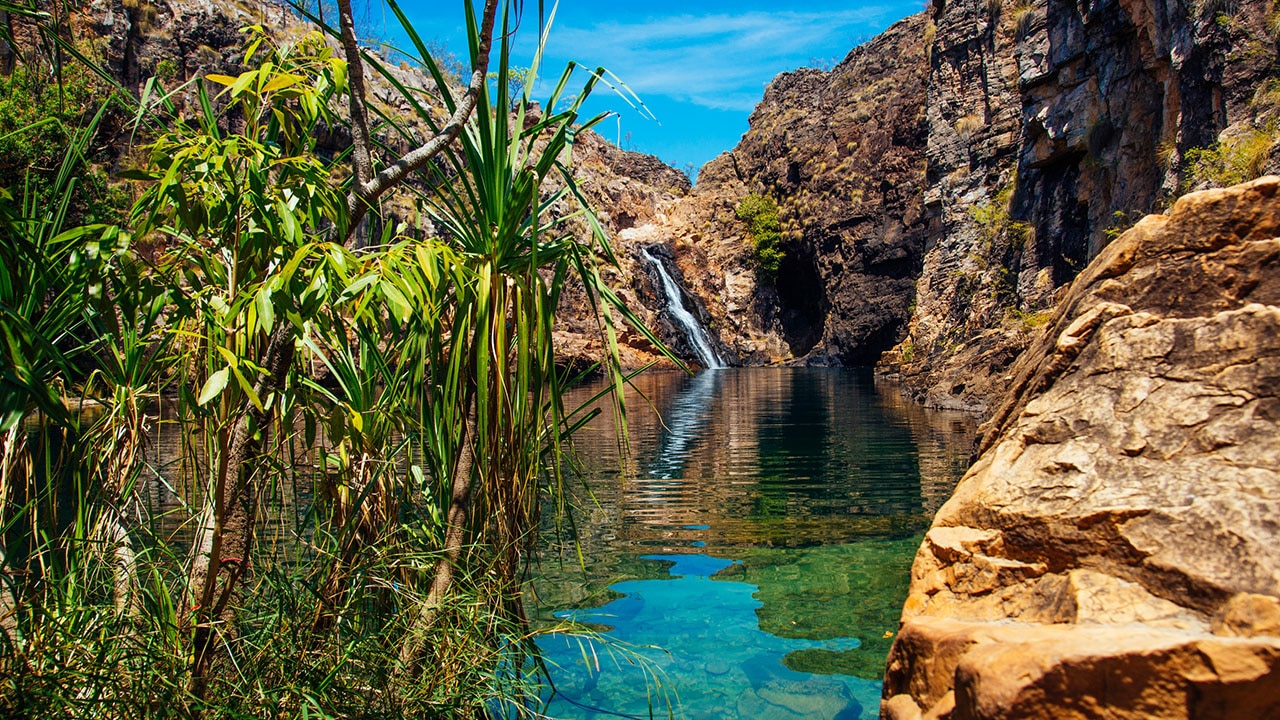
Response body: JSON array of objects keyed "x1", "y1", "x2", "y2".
[{"x1": 774, "y1": 251, "x2": 827, "y2": 358}]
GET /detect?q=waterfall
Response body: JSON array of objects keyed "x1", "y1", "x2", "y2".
[{"x1": 641, "y1": 247, "x2": 724, "y2": 369}]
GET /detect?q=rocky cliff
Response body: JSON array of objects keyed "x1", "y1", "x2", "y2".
[
  {"x1": 881, "y1": 176, "x2": 1280, "y2": 719},
  {"x1": 621, "y1": 15, "x2": 932, "y2": 367},
  {"x1": 893, "y1": 0, "x2": 1280, "y2": 411},
  {"x1": 646, "y1": 0, "x2": 1279, "y2": 403}
]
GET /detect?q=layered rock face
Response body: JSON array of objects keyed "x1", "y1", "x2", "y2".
[
  {"x1": 881, "y1": 177, "x2": 1280, "y2": 719},
  {"x1": 892, "y1": 0, "x2": 1279, "y2": 410},
  {"x1": 648, "y1": 0, "x2": 1278, "y2": 395},
  {"x1": 712, "y1": 14, "x2": 932, "y2": 365},
  {"x1": 552, "y1": 131, "x2": 695, "y2": 370},
  {"x1": 626, "y1": 16, "x2": 932, "y2": 366}
]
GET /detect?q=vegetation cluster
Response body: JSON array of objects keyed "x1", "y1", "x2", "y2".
[
  {"x1": 1180, "y1": 73, "x2": 1280, "y2": 191},
  {"x1": 735, "y1": 192, "x2": 784, "y2": 280},
  {"x1": 0, "y1": 0, "x2": 668, "y2": 717}
]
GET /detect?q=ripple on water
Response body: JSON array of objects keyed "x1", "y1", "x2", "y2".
[{"x1": 534, "y1": 369, "x2": 977, "y2": 719}]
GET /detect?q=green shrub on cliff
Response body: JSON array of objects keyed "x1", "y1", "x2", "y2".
[
  {"x1": 969, "y1": 183, "x2": 1031, "y2": 253},
  {"x1": 736, "y1": 192, "x2": 784, "y2": 279},
  {"x1": 0, "y1": 65, "x2": 127, "y2": 225},
  {"x1": 1182, "y1": 125, "x2": 1277, "y2": 191}
]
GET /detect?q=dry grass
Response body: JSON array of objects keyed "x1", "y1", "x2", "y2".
[
  {"x1": 956, "y1": 114, "x2": 985, "y2": 141},
  {"x1": 1008, "y1": 1, "x2": 1037, "y2": 37}
]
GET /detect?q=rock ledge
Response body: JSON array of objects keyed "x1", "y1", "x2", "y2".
[{"x1": 882, "y1": 177, "x2": 1280, "y2": 719}]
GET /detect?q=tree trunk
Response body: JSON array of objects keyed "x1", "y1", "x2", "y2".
[
  {"x1": 186, "y1": 324, "x2": 294, "y2": 697},
  {"x1": 395, "y1": 417, "x2": 474, "y2": 675},
  {"x1": 182, "y1": 0, "x2": 500, "y2": 696}
]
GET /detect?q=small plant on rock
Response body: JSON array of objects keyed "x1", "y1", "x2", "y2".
[
  {"x1": 1182, "y1": 124, "x2": 1277, "y2": 191},
  {"x1": 736, "y1": 192, "x2": 785, "y2": 280}
]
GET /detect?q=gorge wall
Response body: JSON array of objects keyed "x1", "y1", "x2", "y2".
[
  {"x1": 898, "y1": 0, "x2": 1280, "y2": 411},
  {"x1": 881, "y1": 175, "x2": 1280, "y2": 720},
  {"x1": 620, "y1": 15, "x2": 934, "y2": 367},
  {"x1": 638, "y1": 0, "x2": 1280, "y2": 412}
]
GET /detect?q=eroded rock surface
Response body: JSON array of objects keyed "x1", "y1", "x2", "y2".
[
  {"x1": 892, "y1": 0, "x2": 1280, "y2": 412},
  {"x1": 882, "y1": 177, "x2": 1280, "y2": 719}
]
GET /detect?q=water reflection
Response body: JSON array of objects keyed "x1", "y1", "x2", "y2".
[
  {"x1": 546, "y1": 369, "x2": 973, "y2": 555},
  {"x1": 534, "y1": 369, "x2": 977, "y2": 719},
  {"x1": 647, "y1": 369, "x2": 723, "y2": 480}
]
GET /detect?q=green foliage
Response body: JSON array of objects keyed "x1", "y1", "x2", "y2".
[
  {"x1": 899, "y1": 340, "x2": 915, "y2": 364},
  {"x1": 154, "y1": 57, "x2": 179, "y2": 81},
  {"x1": 735, "y1": 192, "x2": 784, "y2": 279},
  {"x1": 1006, "y1": 307, "x2": 1053, "y2": 330},
  {"x1": 1103, "y1": 209, "x2": 1144, "y2": 241},
  {"x1": 969, "y1": 183, "x2": 1031, "y2": 252},
  {"x1": 0, "y1": 64, "x2": 127, "y2": 226},
  {"x1": 964, "y1": 180, "x2": 1029, "y2": 310},
  {"x1": 0, "y1": 104, "x2": 119, "y2": 430},
  {"x1": 1190, "y1": 0, "x2": 1232, "y2": 22},
  {"x1": 2, "y1": 4, "x2": 673, "y2": 716},
  {"x1": 1255, "y1": 77, "x2": 1280, "y2": 110},
  {"x1": 488, "y1": 64, "x2": 532, "y2": 103},
  {"x1": 1007, "y1": 0, "x2": 1036, "y2": 38},
  {"x1": 1182, "y1": 124, "x2": 1277, "y2": 191}
]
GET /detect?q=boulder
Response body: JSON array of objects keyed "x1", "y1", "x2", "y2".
[{"x1": 882, "y1": 177, "x2": 1280, "y2": 719}]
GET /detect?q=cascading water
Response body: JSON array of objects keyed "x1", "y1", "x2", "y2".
[{"x1": 641, "y1": 247, "x2": 724, "y2": 369}]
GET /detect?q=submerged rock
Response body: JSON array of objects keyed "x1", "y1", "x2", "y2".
[
  {"x1": 882, "y1": 177, "x2": 1280, "y2": 719},
  {"x1": 738, "y1": 675, "x2": 861, "y2": 720}
]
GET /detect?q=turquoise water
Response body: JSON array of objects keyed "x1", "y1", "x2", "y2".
[{"x1": 532, "y1": 369, "x2": 975, "y2": 720}]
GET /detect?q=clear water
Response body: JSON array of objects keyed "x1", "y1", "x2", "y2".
[{"x1": 532, "y1": 368, "x2": 976, "y2": 720}]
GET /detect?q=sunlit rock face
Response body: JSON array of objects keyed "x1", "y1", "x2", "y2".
[
  {"x1": 890, "y1": 0, "x2": 1280, "y2": 411},
  {"x1": 881, "y1": 177, "x2": 1280, "y2": 719},
  {"x1": 645, "y1": 0, "x2": 1278, "y2": 396},
  {"x1": 639, "y1": 15, "x2": 933, "y2": 367}
]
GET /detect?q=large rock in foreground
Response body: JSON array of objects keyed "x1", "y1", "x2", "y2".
[{"x1": 882, "y1": 177, "x2": 1280, "y2": 719}]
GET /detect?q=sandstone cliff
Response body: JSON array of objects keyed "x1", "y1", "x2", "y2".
[
  {"x1": 881, "y1": 176, "x2": 1280, "y2": 719},
  {"x1": 647, "y1": 0, "x2": 1279, "y2": 401},
  {"x1": 894, "y1": 0, "x2": 1280, "y2": 411},
  {"x1": 624, "y1": 15, "x2": 932, "y2": 366}
]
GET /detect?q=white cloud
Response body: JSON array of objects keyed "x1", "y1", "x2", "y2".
[{"x1": 536, "y1": 8, "x2": 900, "y2": 112}]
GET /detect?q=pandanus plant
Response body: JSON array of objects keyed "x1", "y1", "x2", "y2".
[
  {"x1": 308, "y1": 0, "x2": 677, "y2": 671},
  {"x1": 1, "y1": 0, "x2": 675, "y2": 712}
]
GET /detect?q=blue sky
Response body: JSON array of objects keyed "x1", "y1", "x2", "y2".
[{"x1": 377, "y1": 1, "x2": 922, "y2": 175}]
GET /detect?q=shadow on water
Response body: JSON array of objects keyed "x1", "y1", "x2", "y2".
[{"x1": 533, "y1": 368, "x2": 977, "y2": 719}]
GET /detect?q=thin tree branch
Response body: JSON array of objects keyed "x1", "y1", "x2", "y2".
[
  {"x1": 334, "y1": 0, "x2": 500, "y2": 245},
  {"x1": 335, "y1": 0, "x2": 373, "y2": 189}
]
